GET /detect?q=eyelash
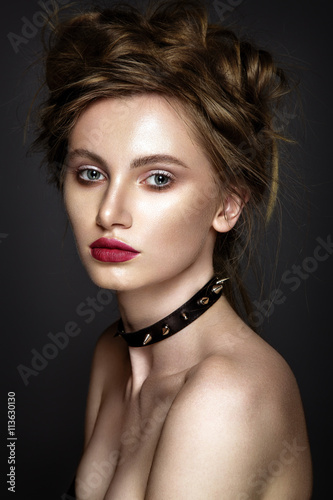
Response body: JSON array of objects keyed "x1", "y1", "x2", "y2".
[
  {"x1": 76, "y1": 167, "x2": 106, "y2": 184},
  {"x1": 143, "y1": 170, "x2": 175, "y2": 190},
  {"x1": 74, "y1": 167, "x2": 175, "y2": 190}
]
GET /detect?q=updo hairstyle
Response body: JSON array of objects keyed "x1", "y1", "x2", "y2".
[{"x1": 33, "y1": 0, "x2": 295, "y2": 324}]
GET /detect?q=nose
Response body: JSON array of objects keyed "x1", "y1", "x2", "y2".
[{"x1": 96, "y1": 183, "x2": 133, "y2": 230}]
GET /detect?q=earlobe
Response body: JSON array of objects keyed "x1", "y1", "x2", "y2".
[{"x1": 212, "y1": 195, "x2": 245, "y2": 233}]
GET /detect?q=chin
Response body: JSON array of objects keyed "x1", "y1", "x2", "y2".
[
  {"x1": 84, "y1": 265, "x2": 136, "y2": 292},
  {"x1": 86, "y1": 272, "x2": 120, "y2": 291}
]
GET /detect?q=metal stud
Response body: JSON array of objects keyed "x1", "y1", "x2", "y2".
[
  {"x1": 143, "y1": 334, "x2": 152, "y2": 345},
  {"x1": 198, "y1": 297, "x2": 209, "y2": 305},
  {"x1": 212, "y1": 284, "x2": 223, "y2": 294},
  {"x1": 216, "y1": 278, "x2": 229, "y2": 285},
  {"x1": 162, "y1": 326, "x2": 170, "y2": 336},
  {"x1": 181, "y1": 312, "x2": 188, "y2": 320}
]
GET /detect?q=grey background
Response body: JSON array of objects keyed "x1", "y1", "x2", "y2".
[{"x1": 1, "y1": 0, "x2": 332, "y2": 498}]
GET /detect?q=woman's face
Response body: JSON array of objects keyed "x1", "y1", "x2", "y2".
[{"x1": 63, "y1": 94, "x2": 225, "y2": 292}]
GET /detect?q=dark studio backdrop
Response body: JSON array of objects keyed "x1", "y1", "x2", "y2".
[{"x1": 0, "y1": 0, "x2": 332, "y2": 498}]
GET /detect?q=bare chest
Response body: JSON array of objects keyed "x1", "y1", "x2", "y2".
[{"x1": 75, "y1": 383, "x2": 180, "y2": 500}]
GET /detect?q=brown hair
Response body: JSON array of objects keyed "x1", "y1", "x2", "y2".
[{"x1": 33, "y1": 0, "x2": 295, "y2": 326}]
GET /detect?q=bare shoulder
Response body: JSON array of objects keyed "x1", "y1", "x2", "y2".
[
  {"x1": 186, "y1": 333, "x2": 305, "y2": 427},
  {"x1": 146, "y1": 331, "x2": 312, "y2": 499},
  {"x1": 83, "y1": 322, "x2": 129, "y2": 448},
  {"x1": 176, "y1": 338, "x2": 307, "y2": 449}
]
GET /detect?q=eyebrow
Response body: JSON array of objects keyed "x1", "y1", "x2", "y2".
[
  {"x1": 66, "y1": 149, "x2": 108, "y2": 169},
  {"x1": 130, "y1": 154, "x2": 189, "y2": 170},
  {"x1": 66, "y1": 149, "x2": 189, "y2": 170}
]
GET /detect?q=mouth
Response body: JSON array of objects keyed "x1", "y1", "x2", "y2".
[{"x1": 90, "y1": 238, "x2": 140, "y2": 263}]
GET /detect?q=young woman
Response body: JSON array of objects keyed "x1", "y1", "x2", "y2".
[{"x1": 34, "y1": 1, "x2": 312, "y2": 498}]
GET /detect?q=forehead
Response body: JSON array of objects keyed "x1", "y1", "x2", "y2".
[{"x1": 68, "y1": 94, "x2": 211, "y2": 167}]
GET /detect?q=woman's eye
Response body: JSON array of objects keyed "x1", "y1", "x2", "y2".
[
  {"x1": 78, "y1": 168, "x2": 105, "y2": 182},
  {"x1": 145, "y1": 172, "x2": 173, "y2": 189}
]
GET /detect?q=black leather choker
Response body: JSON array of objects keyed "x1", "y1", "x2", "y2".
[{"x1": 116, "y1": 276, "x2": 228, "y2": 347}]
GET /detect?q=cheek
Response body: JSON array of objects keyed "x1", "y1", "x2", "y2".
[
  {"x1": 173, "y1": 178, "x2": 220, "y2": 227},
  {"x1": 140, "y1": 188, "x2": 216, "y2": 250},
  {"x1": 63, "y1": 181, "x2": 74, "y2": 220},
  {"x1": 63, "y1": 185, "x2": 91, "y2": 239}
]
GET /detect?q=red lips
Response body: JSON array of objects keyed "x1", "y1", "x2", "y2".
[{"x1": 90, "y1": 238, "x2": 140, "y2": 263}]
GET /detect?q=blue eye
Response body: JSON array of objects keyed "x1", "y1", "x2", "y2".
[
  {"x1": 145, "y1": 172, "x2": 173, "y2": 189},
  {"x1": 153, "y1": 174, "x2": 169, "y2": 186},
  {"x1": 78, "y1": 168, "x2": 105, "y2": 182}
]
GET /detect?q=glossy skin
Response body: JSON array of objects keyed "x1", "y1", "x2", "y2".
[{"x1": 63, "y1": 94, "x2": 312, "y2": 499}]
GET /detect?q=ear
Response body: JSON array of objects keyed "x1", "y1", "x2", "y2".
[{"x1": 212, "y1": 193, "x2": 247, "y2": 233}]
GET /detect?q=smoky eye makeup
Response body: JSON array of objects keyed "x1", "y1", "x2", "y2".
[
  {"x1": 65, "y1": 150, "x2": 180, "y2": 190},
  {"x1": 65, "y1": 163, "x2": 108, "y2": 186},
  {"x1": 138, "y1": 169, "x2": 176, "y2": 191}
]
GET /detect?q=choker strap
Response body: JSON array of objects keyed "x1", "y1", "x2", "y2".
[{"x1": 116, "y1": 276, "x2": 228, "y2": 347}]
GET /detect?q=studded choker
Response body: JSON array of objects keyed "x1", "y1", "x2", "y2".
[{"x1": 116, "y1": 276, "x2": 228, "y2": 347}]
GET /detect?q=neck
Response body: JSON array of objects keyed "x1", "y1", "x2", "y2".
[
  {"x1": 122, "y1": 296, "x2": 235, "y2": 396},
  {"x1": 116, "y1": 266, "x2": 225, "y2": 392},
  {"x1": 117, "y1": 267, "x2": 214, "y2": 331}
]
